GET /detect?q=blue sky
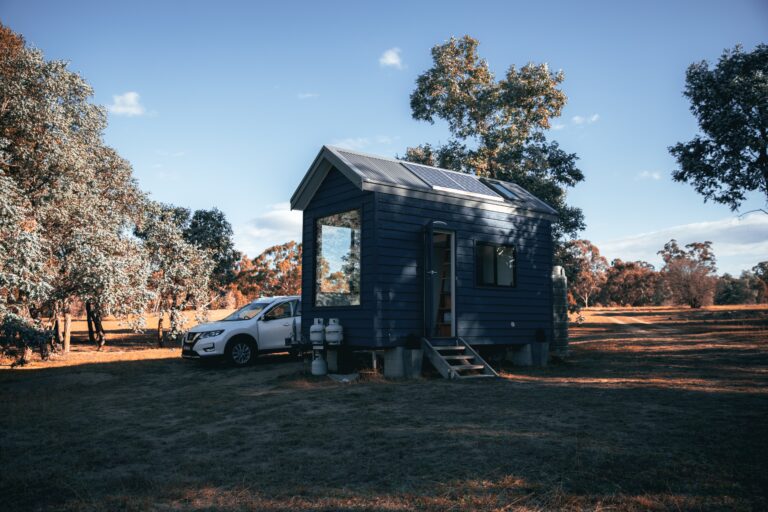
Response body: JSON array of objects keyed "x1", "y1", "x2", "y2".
[{"x1": 3, "y1": 0, "x2": 767, "y2": 274}]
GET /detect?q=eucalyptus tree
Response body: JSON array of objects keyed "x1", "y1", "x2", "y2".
[
  {"x1": 184, "y1": 208, "x2": 241, "y2": 290},
  {"x1": 670, "y1": 44, "x2": 768, "y2": 213},
  {"x1": 0, "y1": 171, "x2": 51, "y2": 361},
  {"x1": 0, "y1": 24, "x2": 153, "y2": 356},
  {"x1": 138, "y1": 202, "x2": 215, "y2": 345},
  {"x1": 658, "y1": 240, "x2": 718, "y2": 308},
  {"x1": 561, "y1": 240, "x2": 608, "y2": 308},
  {"x1": 406, "y1": 35, "x2": 585, "y2": 243}
]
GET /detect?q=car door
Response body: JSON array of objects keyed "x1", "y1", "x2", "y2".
[{"x1": 257, "y1": 302, "x2": 294, "y2": 350}]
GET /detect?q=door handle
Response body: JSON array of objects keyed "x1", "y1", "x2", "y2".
[{"x1": 282, "y1": 323, "x2": 291, "y2": 327}]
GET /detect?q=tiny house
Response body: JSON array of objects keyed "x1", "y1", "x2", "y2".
[{"x1": 290, "y1": 146, "x2": 558, "y2": 375}]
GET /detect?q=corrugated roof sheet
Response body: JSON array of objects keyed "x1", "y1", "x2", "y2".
[{"x1": 335, "y1": 149, "x2": 430, "y2": 190}]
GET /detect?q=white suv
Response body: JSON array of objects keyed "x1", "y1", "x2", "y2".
[{"x1": 181, "y1": 296, "x2": 301, "y2": 366}]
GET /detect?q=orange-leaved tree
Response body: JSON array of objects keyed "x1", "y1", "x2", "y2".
[
  {"x1": 560, "y1": 240, "x2": 608, "y2": 308},
  {"x1": 230, "y1": 242, "x2": 302, "y2": 303},
  {"x1": 658, "y1": 240, "x2": 717, "y2": 308},
  {"x1": 600, "y1": 259, "x2": 663, "y2": 307}
]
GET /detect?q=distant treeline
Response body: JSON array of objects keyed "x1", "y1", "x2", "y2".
[{"x1": 558, "y1": 239, "x2": 767, "y2": 311}]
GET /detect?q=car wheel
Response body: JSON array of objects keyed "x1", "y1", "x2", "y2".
[{"x1": 226, "y1": 337, "x2": 256, "y2": 367}]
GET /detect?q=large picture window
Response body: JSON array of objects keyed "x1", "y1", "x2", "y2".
[
  {"x1": 315, "y1": 209, "x2": 361, "y2": 307},
  {"x1": 476, "y1": 242, "x2": 516, "y2": 287}
]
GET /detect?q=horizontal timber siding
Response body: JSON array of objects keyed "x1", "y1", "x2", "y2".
[
  {"x1": 300, "y1": 168, "x2": 376, "y2": 347},
  {"x1": 374, "y1": 192, "x2": 553, "y2": 346}
]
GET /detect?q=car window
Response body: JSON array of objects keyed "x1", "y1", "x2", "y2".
[
  {"x1": 293, "y1": 300, "x2": 301, "y2": 316},
  {"x1": 264, "y1": 303, "x2": 291, "y2": 321},
  {"x1": 223, "y1": 301, "x2": 270, "y2": 321}
]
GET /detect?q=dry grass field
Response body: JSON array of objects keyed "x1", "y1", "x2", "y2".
[{"x1": 1, "y1": 305, "x2": 767, "y2": 511}]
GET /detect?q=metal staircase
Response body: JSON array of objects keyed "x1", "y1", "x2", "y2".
[{"x1": 422, "y1": 337, "x2": 498, "y2": 379}]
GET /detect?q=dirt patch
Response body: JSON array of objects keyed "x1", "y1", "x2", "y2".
[{"x1": 1, "y1": 305, "x2": 767, "y2": 511}]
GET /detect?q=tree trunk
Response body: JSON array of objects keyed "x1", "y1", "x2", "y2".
[
  {"x1": 85, "y1": 301, "x2": 96, "y2": 345},
  {"x1": 93, "y1": 309, "x2": 106, "y2": 349},
  {"x1": 63, "y1": 313, "x2": 71, "y2": 353},
  {"x1": 157, "y1": 314, "x2": 164, "y2": 347},
  {"x1": 54, "y1": 316, "x2": 63, "y2": 348}
]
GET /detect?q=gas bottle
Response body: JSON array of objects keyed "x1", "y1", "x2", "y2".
[
  {"x1": 310, "y1": 318, "x2": 325, "y2": 344},
  {"x1": 325, "y1": 318, "x2": 343, "y2": 345},
  {"x1": 311, "y1": 351, "x2": 327, "y2": 376}
]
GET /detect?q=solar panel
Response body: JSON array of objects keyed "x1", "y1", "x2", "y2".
[
  {"x1": 447, "y1": 172, "x2": 502, "y2": 197},
  {"x1": 403, "y1": 163, "x2": 461, "y2": 189},
  {"x1": 488, "y1": 181, "x2": 520, "y2": 200},
  {"x1": 403, "y1": 162, "x2": 502, "y2": 200}
]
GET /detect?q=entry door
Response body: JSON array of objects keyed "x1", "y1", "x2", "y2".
[{"x1": 424, "y1": 223, "x2": 455, "y2": 338}]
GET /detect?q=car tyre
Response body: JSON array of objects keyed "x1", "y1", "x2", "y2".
[{"x1": 226, "y1": 337, "x2": 256, "y2": 367}]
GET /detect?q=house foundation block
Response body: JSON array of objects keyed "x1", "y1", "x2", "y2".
[
  {"x1": 326, "y1": 349, "x2": 339, "y2": 373},
  {"x1": 384, "y1": 347, "x2": 405, "y2": 378},
  {"x1": 507, "y1": 344, "x2": 533, "y2": 366}
]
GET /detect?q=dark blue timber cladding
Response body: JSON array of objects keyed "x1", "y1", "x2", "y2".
[
  {"x1": 374, "y1": 193, "x2": 553, "y2": 347},
  {"x1": 300, "y1": 167, "x2": 376, "y2": 347},
  {"x1": 300, "y1": 164, "x2": 553, "y2": 349}
]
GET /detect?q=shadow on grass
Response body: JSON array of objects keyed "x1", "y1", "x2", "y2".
[{"x1": 2, "y1": 312, "x2": 768, "y2": 511}]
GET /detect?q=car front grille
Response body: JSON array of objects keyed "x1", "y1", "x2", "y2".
[{"x1": 182, "y1": 331, "x2": 202, "y2": 349}]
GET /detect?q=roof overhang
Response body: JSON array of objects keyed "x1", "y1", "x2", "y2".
[
  {"x1": 290, "y1": 145, "x2": 558, "y2": 222},
  {"x1": 290, "y1": 146, "x2": 364, "y2": 211}
]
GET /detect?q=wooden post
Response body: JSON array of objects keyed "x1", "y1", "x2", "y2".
[{"x1": 63, "y1": 313, "x2": 72, "y2": 353}]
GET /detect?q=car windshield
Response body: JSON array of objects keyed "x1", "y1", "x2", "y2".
[{"x1": 222, "y1": 301, "x2": 272, "y2": 321}]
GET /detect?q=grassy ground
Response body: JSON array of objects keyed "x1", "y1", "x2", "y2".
[{"x1": 1, "y1": 305, "x2": 767, "y2": 511}]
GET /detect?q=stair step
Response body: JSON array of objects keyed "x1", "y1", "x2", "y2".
[
  {"x1": 458, "y1": 373, "x2": 497, "y2": 379},
  {"x1": 422, "y1": 337, "x2": 499, "y2": 380},
  {"x1": 452, "y1": 364, "x2": 485, "y2": 371}
]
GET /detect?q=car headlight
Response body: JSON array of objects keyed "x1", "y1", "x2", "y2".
[{"x1": 199, "y1": 330, "x2": 224, "y2": 339}]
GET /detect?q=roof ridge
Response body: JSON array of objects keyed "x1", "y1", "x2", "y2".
[
  {"x1": 328, "y1": 145, "x2": 484, "y2": 178},
  {"x1": 325, "y1": 145, "x2": 405, "y2": 165}
]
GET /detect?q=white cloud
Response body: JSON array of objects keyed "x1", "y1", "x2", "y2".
[
  {"x1": 156, "y1": 150, "x2": 185, "y2": 158},
  {"x1": 233, "y1": 202, "x2": 303, "y2": 257},
  {"x1": 297, "y1": 92, "x2": 319, "y2": 100},
  {"x1": 636, "y1": 170, "x2": 662, "y2": 181},
  {"x1": 552, "y1": 123, "x2": 566, "y2": 131},
  {"x1": 597, "y1": 213, "x2": 768, "y2": 275},
  {"x1": 379, "y1": 47, "x2": 403, "y2": 69},
  {"x1": 108, "y1": 92, "x2": 146, "y2": 117},
  {"x1": 331, "y1": 135, "x2": 399, "y2": 151},
  {"x1": 571, "y1": 113, "x2": 599, "y2": 125}
]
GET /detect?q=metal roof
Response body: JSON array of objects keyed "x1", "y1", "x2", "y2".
[{"x1": 290, "y1": 145, "x2": 559, "y2": 219}]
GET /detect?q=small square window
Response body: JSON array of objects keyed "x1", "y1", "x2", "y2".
[{"x1": 476, "y1": 243, "x2": 516, "y2": 287}]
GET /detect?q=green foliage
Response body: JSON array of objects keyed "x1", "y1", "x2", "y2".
[
  {"x1": 184, "y1": 208, "x2": 241, "y2": 289},
  {"x1": 139, "y1": 202, "x2": 215, "y2": 341},
  {"x1": 669, "y1": 44, "x2": 768, "y2": 211},
  {"x1": 0, "y1": 313, "x2": 49, "y2": 364},
  {"x1": 714, "y1": 272, "x2": 761, "y2": 305},
  {"x1": 0, "y1": 24, "x2": 222, "y2": 354},
  {"x1": 407, "y1": 35, "x2": 585, "y2": 242}
]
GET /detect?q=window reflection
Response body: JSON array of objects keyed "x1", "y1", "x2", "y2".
[{"x1": 315, "y1": 209, "x2": 361, "y2": 306}]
